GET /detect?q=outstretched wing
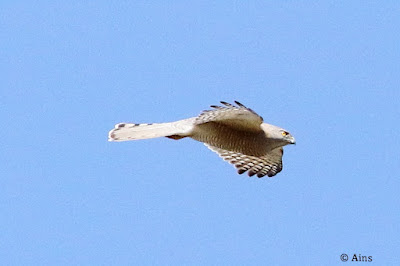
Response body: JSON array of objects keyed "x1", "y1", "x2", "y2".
[
  {"x1": 205, "y1": 144, "x2": 283, "y2": 177},
  {"x1": 195, "y1": 101, "x2": 263, "y2": 132}
]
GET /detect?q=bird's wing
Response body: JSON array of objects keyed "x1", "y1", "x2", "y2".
[
  {"x1": 195, "y1": 101, "x2": 263, "y2": 132},
  {"x1": 205, "y1": 144, "x2": 283, "y2": 177}
]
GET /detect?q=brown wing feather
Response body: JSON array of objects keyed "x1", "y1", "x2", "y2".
[
  {"x1": 195, "y1": 101, "x2": 263, "y2": 132},
  {"x1": 205, "y1": 144, "x2": 283, "y2": 178}
]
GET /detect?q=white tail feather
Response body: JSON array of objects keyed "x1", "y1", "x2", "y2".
[{"x1": 108, "y1": 119, "x2": 193, "y2": 141}]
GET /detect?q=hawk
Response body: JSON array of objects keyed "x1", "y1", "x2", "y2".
[{"x1": 108, "y1": 101, "x2": 295, "y2": 178}]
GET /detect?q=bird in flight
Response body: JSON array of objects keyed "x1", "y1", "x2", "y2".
[{"x1": 108, "y1": 101, "x2": 295, "y2": 178}]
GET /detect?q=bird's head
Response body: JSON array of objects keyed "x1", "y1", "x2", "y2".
[
  {"x1": 261, "y1": 123, "x2": 296, "y2": 146},
  {"x1": 279, "y1": 129, "x2": 296, "y2": 145}
]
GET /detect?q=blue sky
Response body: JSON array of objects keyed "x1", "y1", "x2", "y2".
[{"x1": 1, "y1": 1, "x2": 399, "y2": 265}]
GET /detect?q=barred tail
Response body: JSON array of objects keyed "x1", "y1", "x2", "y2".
[{"x1": 108, "y1": 119, "x2": 193, "y2": 141}]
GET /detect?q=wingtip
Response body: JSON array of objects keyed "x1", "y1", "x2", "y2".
[
  {"x1": 237, "y1": 169, "x2": 246, "y2": 175},
  {"x1": 248, "y1": 170, "x2": 257, "y2": 177},
  {"x1": 234, "y1": 100, "x2": 243, "y2": 106},
  {"x1": 219, "y1": 100, "x2": 246, "y2": 108},
  {"x1": 220, "y1": 101, "x2": 237, "y2": 108}
]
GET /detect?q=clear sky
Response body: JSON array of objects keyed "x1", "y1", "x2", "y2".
[{"x1": 1, "y1": 1, "x2": 399, "y2": 265}]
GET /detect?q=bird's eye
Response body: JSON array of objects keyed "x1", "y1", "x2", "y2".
[{"x1": 281, "y1": 131, "x2": 289, "y2": 136}]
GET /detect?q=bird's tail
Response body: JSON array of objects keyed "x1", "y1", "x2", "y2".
[{"x1": 108, "y1": 119, "x2": 194, "y2": 141}]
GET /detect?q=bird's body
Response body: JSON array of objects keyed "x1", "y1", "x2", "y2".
[
  {"x1": 191, "y1": 122, "x2": 273, "y2": 156},
  {"x1": 108, "y1": 101, "x2": 295, "y2": 177}
]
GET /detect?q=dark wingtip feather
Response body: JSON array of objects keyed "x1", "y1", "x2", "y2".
[
  {"x1": 248, "y1": 170, "x2": 257, "y2": 177},
  {"x1": 234, "y1": 100, "x2": 245, "y2": 107},
  {"x1": 267, "y1": 172, "x2": 275, "y2": 177},
  {"x1": 237, "y1": 169, "x2": 246, "y2": 175}
]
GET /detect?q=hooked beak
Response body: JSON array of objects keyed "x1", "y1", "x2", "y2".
[{"x1": 289, "y1": 136, "x2": 296, "y2": 145}]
